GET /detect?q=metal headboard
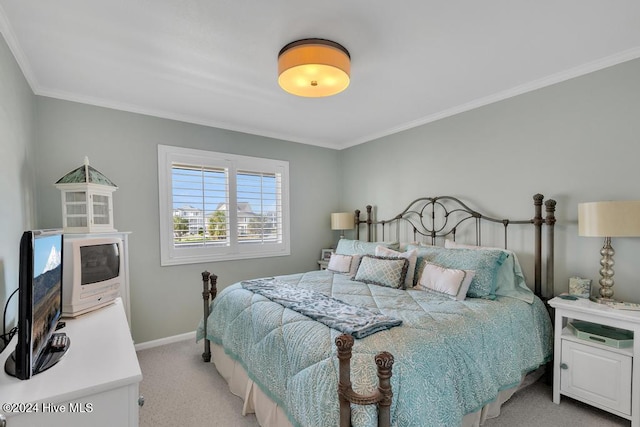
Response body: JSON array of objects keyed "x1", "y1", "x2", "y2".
[{"x1": 354, "y1": 193, "x2": 556, "y2": 299}]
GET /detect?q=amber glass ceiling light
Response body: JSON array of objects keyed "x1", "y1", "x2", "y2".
[{"x1": 278, "y1": 38, "x2": 350, "y2": 97}]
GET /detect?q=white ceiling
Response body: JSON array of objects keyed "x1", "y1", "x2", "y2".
[{"x1": 1, "y1": 1, "x2": 639, "y2": 150}]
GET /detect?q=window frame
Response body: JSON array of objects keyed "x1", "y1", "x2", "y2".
[{"x1": 158, "y1": 144, "x2": 290, "y2": 266}]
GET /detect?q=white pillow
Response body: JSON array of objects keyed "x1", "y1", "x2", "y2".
[
  {"x1": 416, "y1": 262, "x2": 475, "y2": 301},
  {"x1": 375, "y1": 246, "x2": 418, "y2": 289},
  {"x1": 445, "y1": 239, "x2": 486, "y2": 250},
  {"x1": 327, "y1": 253, "x2": 361, "y2": 277}
]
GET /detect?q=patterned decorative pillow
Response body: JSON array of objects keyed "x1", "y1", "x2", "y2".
[
  {"x1": 354, "y1": 255, "x2": 409, "y2": 289},
  {"x1": 327, "y1": 253, "x2": 361, "y2": 277},
  {"x1": 406, "y1": 245, "x2": 508, "y2": 298},
  {"x1": 416, "y1": 262, "x2": 476, "y2": 301},
  {"x1": 374, "y1": 246, "x2": 418, "y2": 289},
  {"x1": 336, "y1": 239, "x2": 399, "y2": 256}
]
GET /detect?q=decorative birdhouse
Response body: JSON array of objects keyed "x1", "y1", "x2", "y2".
[{"x1": 55, "y1": 157, "x2": 118, "y2": 233}]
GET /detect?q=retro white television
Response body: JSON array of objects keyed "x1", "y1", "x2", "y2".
[{"x1": 62, "y1": 236, "x2": 124, "y2": 317}]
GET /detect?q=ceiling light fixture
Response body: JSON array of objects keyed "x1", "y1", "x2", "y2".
[{"x1": 278, "y1": 38, "x2": 350, "y2": 98}]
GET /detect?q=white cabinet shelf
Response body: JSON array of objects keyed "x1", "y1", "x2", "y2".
[
  {"x1": 550, "y1": 297, "x2": 640, "y2": 425},
  {"x1": 0, "y1": 298, "x2": 142, "y2": 426},
  {"x1": 560, "y1": 335, "x2": 632, "y2": 416}
]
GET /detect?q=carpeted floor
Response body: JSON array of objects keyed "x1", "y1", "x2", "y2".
[
  {"x1": 137, "y1": 338, "x2": 257, "y2": 427},
  {"x1": 137, "y1": 338, "x2": 630, "y2": 427}
]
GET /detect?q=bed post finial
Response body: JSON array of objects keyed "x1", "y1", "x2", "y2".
[
  {"x1": 209, "y1": 271, "x2": 218, "y2": 300},
  {"x1": 545, "y1": 199, "x2": 556, "y2": 225},
  {"x1": 375, "y1": 351, "x2": 394, "y2": 425}
]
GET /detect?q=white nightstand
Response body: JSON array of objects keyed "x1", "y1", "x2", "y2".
[
  {"x1": 549, "y1": 296, "x2": 640, "y2": 425},
  {"x1": 317, "y1": 260, "x2": 328, "y2": 270}
]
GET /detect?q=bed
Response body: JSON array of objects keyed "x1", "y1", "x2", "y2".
[{"x1": 197, "y1": 194, "x2": 557, "y2": 427}]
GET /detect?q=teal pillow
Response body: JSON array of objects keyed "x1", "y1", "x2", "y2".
[
  {"x1": 335, "y1": 239, "x2": 399, "y2": 256},
  {"x1": 442, "y1": 240, "x2": 534, "y2": 303},
  {"x1": 353, "y1": 255, "x2": 409, "y2": 289},
  {"x1": 493, "y1": 251, "x2": 534, "y2": 303},
  {"x1": 407, "y1": 245, "x2": 507, "y2": 298}
]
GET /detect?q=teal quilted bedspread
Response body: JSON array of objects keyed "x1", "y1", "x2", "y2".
[{"x1": 199, "y1": 270, "x2": 552, "y2": 427}]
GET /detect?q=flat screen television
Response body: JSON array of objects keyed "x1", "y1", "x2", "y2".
[
  {"x1": 5, "y1": 229, "x2": 68, "y2": 380},
  {"x1": 62, "y1": 236, "x2": 123, "y2": 318}
]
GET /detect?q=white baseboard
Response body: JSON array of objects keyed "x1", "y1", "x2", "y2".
[{"x1": 134, "y1": 330, "x2": 196, "y2": 351}]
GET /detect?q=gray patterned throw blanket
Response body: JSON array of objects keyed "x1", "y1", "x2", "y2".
[{"x1": 241, "y1": 277, "x2": 402, "y2": 338}]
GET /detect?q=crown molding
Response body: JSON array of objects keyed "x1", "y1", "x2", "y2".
[
  {"x1": 343, "y1": 47, "x2": 640, "y2": 150},
  {"x1": 0, "y1": 3, "x2": 42, "y2": 93}
]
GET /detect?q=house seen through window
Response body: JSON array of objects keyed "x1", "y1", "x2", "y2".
[{"x1": 158, "y1": 145, "x2": 290, "y2": 265}]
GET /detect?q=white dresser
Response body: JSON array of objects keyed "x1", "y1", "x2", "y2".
[
  {"x1": 0, "y1": 298, "x2": 142, "y2": 426},
  {"x1": 549, "y1": 296, "x2": 640, "y2": 426}
]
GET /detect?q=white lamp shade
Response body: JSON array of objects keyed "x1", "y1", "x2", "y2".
[
  {"x1": 578, "y1": 201, "x2": 640, "y2": 237},
  {"x1": 331, "y1": 212, "x2": 354, "y2": 230}
]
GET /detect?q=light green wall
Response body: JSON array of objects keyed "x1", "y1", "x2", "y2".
[
  {"x1": 33, "y1": 98, "x2": 342, "y2": 343},
  {"x1": 0, "y1": 34, "x2": 36, "y2": 331},
  {"x1": 341, "y1": 58, "x2": 640, "y2": 303}
]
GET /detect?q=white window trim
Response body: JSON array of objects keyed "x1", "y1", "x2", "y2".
[{"x1": 158, "y1": 144, "x2": 290, "y2": 266}]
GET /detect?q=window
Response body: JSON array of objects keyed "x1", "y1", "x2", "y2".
[{"x1": 158, "y1": 145, "x2": 290, "y2": 265}]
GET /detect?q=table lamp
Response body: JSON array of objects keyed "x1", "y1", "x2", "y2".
[
  {"x1": 578, "y1": 200, "x2": 640, "y2": 303},
  {"x1": 331, "y1": 212, "x2": 354, "y2": 240}
]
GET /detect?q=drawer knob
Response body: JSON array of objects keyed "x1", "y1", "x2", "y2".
[{"x1": 560, "y1": 363, "x2": 568, "y2": 370}]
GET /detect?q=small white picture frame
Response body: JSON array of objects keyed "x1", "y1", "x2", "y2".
[{"x1": 321, "y1": 248, "x2": 334, "y2": 261}]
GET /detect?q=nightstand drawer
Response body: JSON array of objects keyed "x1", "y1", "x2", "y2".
[{"x1": 560, "y1": 338, "x2": 632, "y2": 415}]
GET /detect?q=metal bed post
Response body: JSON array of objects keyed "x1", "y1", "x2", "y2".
[
  {"x1": 533, "y1": 194, "x2": 544, "y2": 298},
  {"x1": 354, "y1": 206, "x2": 373, "y2": 241},
  {"x1": 201, "y1": 270, "x2": 217, "y2": 362},
  {"x1": 545, "y1": 199, "x2": 557, "y2": 299},
  {"x1": 366, "y1": 205, "x2": 373, "y2": 242}
]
